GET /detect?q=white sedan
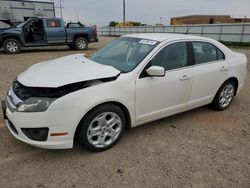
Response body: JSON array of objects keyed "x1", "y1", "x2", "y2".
[{"x1": 2, "y1": 33, "x2": 247, "y2": 151}]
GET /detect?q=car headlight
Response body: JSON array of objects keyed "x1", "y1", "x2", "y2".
[{"x1": 16, "y1": 98, "x2": 56, "y2": 112}]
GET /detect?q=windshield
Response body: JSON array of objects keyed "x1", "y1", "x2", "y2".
[
  {"x1": 90, "y1": 37, "x2": 159, "y2": 73},
  {"x1": 17, "y1": 20, "x2": 29, "y2": 28}
]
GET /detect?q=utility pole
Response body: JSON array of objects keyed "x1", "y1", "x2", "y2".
[
  {"x1": 123, "y1": 0, "x2": 126, "y2": 25},
  {"x1": 59, "y1": 0, "x2": 63, "y2": 18},
  {"x1": 54, "y1": 0, "x2": 64, "y2": 18},
  {"x1": 160, "y1": 17, "x2": 162, "y2": 25}
]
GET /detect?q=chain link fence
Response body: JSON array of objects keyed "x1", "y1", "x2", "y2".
[{"x1": 97, "y1": 23, "x2": 250, "y2": 43}]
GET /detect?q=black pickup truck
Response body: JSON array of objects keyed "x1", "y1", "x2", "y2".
[{"x1": 0, "y1": 18, "x2": 98, "y2": 54}]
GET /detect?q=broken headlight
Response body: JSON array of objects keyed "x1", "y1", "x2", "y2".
[{"x1": 16, "y1": 98, "x2": 56, "y2": 112}]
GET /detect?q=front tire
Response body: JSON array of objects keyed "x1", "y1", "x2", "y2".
[
  {"x1": 3, "y1": 38, "x2": 21, "y2": 54},
  {"x1": 74, "y1": 37, "x2": 88, "y2": 50},
  {"x1": 212, "y1": 80, "x2": 236, "y2": 111},
  {"x1": 77, "y1": 104, "x2": 126, "y2": 152}
]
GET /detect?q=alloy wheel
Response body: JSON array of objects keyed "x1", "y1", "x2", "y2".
[
  {"x1": 219, "y1": 84, "x2": 235, "y2": 108},
  {"x1": 6, "y1": 42, "x2": 18, "y2": 53},
  {"x1": 77, "y1": 39, "x2": 87, "y2": 49},
  {"x1": 87, "y1": 112, "x2": 123, "y2": 148}
]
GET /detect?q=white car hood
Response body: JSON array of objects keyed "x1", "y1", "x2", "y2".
[{"x1": 17, "y1": 54, "x2": 120, "y2": 88}]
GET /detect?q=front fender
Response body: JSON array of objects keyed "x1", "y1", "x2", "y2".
[
  {"x1": 0, "y1": 29, "x2": 23, "y2": 46},
  {"x1": 49, "y1": 76, "x2": 136, "y2": 132}
]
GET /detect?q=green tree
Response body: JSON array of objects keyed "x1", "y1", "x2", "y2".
[{"x1": 109, "y1": 21, "x2": 118, "y2": 27}]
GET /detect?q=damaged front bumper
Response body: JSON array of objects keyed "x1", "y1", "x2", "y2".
[{"x1": 2, "y1": 96, "x2": 76, "y2": 149}]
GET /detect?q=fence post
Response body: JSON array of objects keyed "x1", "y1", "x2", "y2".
[
  {"x1": 240, "y1": 24, "x2": 246, "y2": 42},
  {"x1": 201, "y1": 25, "x2": 204, "y2": 36},
  {"x1": 219, "y1": 25, "x2": 223, "y2": 41}
]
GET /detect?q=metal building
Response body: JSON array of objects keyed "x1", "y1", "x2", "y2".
[{"x1": 0, "y1": 0, "x2": 55, "y2": 23}]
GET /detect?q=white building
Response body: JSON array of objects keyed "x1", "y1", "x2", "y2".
[{"x1": 0, "y1": 0, "x2": 55, "y2": 23}]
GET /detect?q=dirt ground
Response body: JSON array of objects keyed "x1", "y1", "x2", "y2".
[{"x1": 0, "y1": 37, "x2": 249, "y2": 188}]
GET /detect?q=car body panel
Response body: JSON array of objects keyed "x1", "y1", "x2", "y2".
[
  {"x1": 135, "y1": 66, "x2": 194, "y2": 125},
  {"x1": 18, "y1": 54, "x2": 121, "y2": 88}
]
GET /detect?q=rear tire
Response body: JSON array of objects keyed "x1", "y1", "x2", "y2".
[
  {"x1": 74, "y1": 37, "x2": 88, "y2": 50},
  {"x1": 77, "y1": 104, "x2": 126, "y2": 152},
  {"x1": 3, "y1": 38, "x2": 21, "y2": 54},
  {"x1": 212, "y1": 80, "x2": 236, "y2": 111}
]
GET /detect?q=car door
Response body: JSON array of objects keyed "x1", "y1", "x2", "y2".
[
  {"x1": 45, "y1": 19, "x2": 66, "y2": 44},
  {"x1": 135, "y1": 41, "x2": 194, "y2": 125},
  {"x1": 189, "y1": 41, "x2": 228, "y2": 108}
]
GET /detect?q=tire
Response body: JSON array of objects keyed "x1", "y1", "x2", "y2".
[
  {"x1": 3, "y1": 38, "x2": 21, "y2": 54},
  {"x1": 77, "y1": 104, "x2": 126, "y2": 152},
  {"x1": 212, "y1": 80, "x2": 236, "y2": 111},
  {"x1": 74, "y1": 37, "x2": 88, "y2": 50}
]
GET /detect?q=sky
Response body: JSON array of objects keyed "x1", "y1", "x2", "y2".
[{"x1": 49, "y1": 0, "x2": 250, "y2": 26}]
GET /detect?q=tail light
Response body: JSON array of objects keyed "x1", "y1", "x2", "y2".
[{"x1": 93, "y1": 26, "x2": 97, "y2": 39}]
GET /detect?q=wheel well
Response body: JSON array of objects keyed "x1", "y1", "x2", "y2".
[
  {"x1": 1, "y1": 37, "x2": 22, "y2": 47},
  {"x1": 74, "y1": 34, "x2": 89, "y2": 42},
  {"x1": 226, "y1": 77, "x2": 239, "y2": 95},
  {"x1": 74, "y1": 102, "x2": 132, "y2": 141}
]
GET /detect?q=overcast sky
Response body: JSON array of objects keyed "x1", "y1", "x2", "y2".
[{"x1": 52, "y1": 0, "x2": 250, "y2": 26}]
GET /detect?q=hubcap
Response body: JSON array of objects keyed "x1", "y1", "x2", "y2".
[
  {"x1": 219, "y1": 84, "x2": 234, "y2": 108},
  {"x1": 77, "y1": 39, "x2": 87, "y2": 49},
  {"x1": 6, "y1": 42, "x2": 18, "y2": 52},
  {"x1": 87, "y1": 112, "x2": 122, "y2": 148}
]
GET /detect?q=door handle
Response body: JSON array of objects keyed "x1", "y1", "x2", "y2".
[
  {"x1": 180, "y1": 75, "x2": 191, "y2": 81},
  {"x1": 220, "y1": 66, "x2": 228, "y2": 71}
]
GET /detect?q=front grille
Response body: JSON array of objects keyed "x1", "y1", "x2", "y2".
[
  {"x1": 12, "y1": 81, "x2": 64, "y2": 100},
  {"x1": 8, "y1": 120, "x2": 18, "y2": 135},
  {"x1": 12, "y1": 81, "x2": 47, "y2": 101},
  {"x1": 12, "y1": 76, "x2": 118, "y2": 101}
]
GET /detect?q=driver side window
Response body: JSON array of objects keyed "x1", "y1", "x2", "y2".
[{"x1": 151, "y1": 42, "x2": 188, "y2": 71}]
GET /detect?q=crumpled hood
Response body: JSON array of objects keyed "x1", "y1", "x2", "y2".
[
  {"x1": 0, "y1": 19, "x2": 16, "y2": 28},
  {"x1": 17, "y1": 54, "x2": 120, "y2": 88}
]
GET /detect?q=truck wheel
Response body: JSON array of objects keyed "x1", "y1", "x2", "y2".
[
  {"x1": 3, "y1": 38, "x2": 21, "y2": 54},
  {"x1": 74, "y1": 37, "x2": 88, "y2": 50}
]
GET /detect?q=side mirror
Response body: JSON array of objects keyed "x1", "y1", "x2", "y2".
[{"x1": 146, "y1": 66, "x2": 165, "y2": 77}]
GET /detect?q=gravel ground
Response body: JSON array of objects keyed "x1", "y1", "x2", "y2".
[{"x1": 0, "y1": 37, "x2": 249, "y2": 188}]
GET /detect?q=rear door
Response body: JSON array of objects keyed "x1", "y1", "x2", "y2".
[
  {"x1": 189, "y1": 41, "x2": 228, "y2": 108},
  {"x1": 45, "y1": 19, "x2": 66, "y2": 44}
]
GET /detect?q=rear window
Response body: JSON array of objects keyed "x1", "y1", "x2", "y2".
[
  {"x1": 46, "y1": 19, "x2": 62, "y2": 28},
  {"x1": 192, "y1": 42, "x2": 225, "y2": 64}
]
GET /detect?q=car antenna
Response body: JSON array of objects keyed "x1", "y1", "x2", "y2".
[{"x1": 185, "y1": 27, "x2": 190, "y2": 35}]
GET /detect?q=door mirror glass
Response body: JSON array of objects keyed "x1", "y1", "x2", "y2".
[{"x1": 146, "y1": 66, "x2": 165, "y2": 77}]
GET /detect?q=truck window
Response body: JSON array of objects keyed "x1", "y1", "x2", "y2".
[{"x1": 46, "y1": 19, "x2": 62, "y2": 28}]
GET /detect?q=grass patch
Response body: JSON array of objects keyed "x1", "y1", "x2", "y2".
[{"x1": 220, "y1": 41, "x2": 250, "y2": 49}]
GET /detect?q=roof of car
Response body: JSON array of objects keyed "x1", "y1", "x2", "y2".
[{"x1": 124, "y1": 33, "x2": 209, "y2": 42}]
